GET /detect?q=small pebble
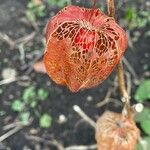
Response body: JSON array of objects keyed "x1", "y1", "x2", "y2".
[
  {"x1": 30, "y1": 128, "x2": 39, "y2": 135},
  {"x1": 146, "y1": 1, "x2": 150, "y2": 7},
  {"x1": 23, "y1": 146, "x2": 32, "y2": 150},
  {"x1": 9, "y1": 94, "x2": 14, "y2": 99},
  {"x1": 58, "y1": 114, "x2": 67, "y2": 124},
  {"x1": 86, "y1": 95, "x2": 93, "y2": 102}
]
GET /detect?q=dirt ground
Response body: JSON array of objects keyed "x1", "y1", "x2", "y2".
[{"x1": 0, "y1": 0, "x2": 150, "y2": 150}]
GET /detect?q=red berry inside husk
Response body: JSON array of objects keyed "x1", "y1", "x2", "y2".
[{"x1": 44, "y1": 5, "x2": 127, "y2": 92}]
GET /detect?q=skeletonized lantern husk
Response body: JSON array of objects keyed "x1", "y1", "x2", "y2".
[
  {"x1": 96, "y1": 111, "x2": 140, "y2": 150},
  {"x1": 44, "y1": 5, "x2": 127, "y2": 92}
]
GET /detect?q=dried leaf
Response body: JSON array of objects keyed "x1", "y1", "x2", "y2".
[{"x1": 33, "y1": 60, "x2": 46, "y2": 73}]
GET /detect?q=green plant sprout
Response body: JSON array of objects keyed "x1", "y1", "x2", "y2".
[
  {"x1": 37, "y1": 88, "x2": 49, "y2": 101},
  {"x1": 47, "y1": 0, "x2": 71, "y2": 8},
  {"x1": 19, "y1": 112, "x2": 30, "y2": 125},
  {"x1": 11, "y1": 86, "x2": 50, "y2": 127},
  {"x1": 39, "y1": 113, "x2": 52, "y2": 128},
  {"x1": 134, "y1": 79, "x2": 150, "y2": 149},
  {"x1": 11, "y1": 99, "x2": 24, "y2": 112},
  {"x1": 26, "y1": 0, "x2": 46, "y2": 22},
  {"x1": 125, "y1": 7, "x2": 150, "y2": 29},
  {"x1": 134, "y1": 80, "x2": 150, "y2": 102}
]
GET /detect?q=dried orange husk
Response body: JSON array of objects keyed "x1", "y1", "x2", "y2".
[
  {"x1": 96, "y1": 111, "x2": 140, "y2": 150},
  {"x1": 44, "y1": 5, "x2": 127, "y2": 92},
  {"x1": 33, "y1": 60, "x2": 46, "y2": 73}
]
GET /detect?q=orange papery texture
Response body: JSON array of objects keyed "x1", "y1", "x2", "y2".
[
  {"x1": 44, "y1": 5, "x2": 127, "y2": 92},
  {"x1": 96, "y1": 111, "x2": 140, "y2": 150}
]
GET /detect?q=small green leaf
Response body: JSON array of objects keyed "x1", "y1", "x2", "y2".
[
  {"x1": 22, "y1": 86, "x2": 36, "y2": 103},
  {"x1": 26, "y1": 10, "x2": 36, "y2": 22},
  {"x1": 40, "y1": 114, "x2": 52, "y2": 128},
  {"x1": 134, "y1": 80, "x2": 150, "y2": 102},
  {"x1": 37, "y1": 88, "x2": 48, "y2": 101},
  {"x1": 141, "y1": 120, "x2": 150, "y2": 135},
  {"x1": 125, "y1": 7, "x2": 136, "y2": 21},
  {"x1": 134, "y1": 108, "x2": 150, "y2": 122},
  {"x1": 36, "y1": 5, "x2": 46, "y2": 17},
  {"x1": 11, "y1": 100, "x2": 24, "y2": 112},
  {"x1": 30, "y1": 101, "x2": 37, "y2": 108},
  {"x1": 27, "y1": 1, "x2": 35, "y2": 8},
  {"x1": 20, "y1": 112, "x2": 30, "y2": 125}
]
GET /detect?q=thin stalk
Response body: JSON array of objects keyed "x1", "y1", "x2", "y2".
[
  {"x1": 106, "y1": 0, "x2": 115, "y2": 18},
  {"x1": 92, "y1": 0, "x2": 97, "y2": 8},
  {"x1": 106, "y1": 0, "x2": 131, "y2": 116},
  {"x1": 117, "y1": 62, "x2": 128, "y2": 99}
]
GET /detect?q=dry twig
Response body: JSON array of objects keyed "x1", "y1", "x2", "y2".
[
  {"x1": 0, "y1": 122, "x2": 31, "y2": 143},
  {"x1": 25, "y1": 135, "x2": 64, "y2": 150},
  {"x1": 0, "y1": 77, "x2": 17, "y2": 86},
  {"x1": 73, "y1": 105, "x2": 96, "y2": 128},
  {"x1": 3, "y1": 122, "x2": 23, "y2": 131},
  {"x1": 0, "y1": 32, "x2": 15, "y2": 49},
  {"x1": 96, "y1": 88, "x2": 112, "y2": 107},
  {"x1": 123, "y1": 56, "x2": 139, "y2": 83},
  {"x1": 65, "y1": 144, "x2": 97, "y2": 150},
  {"x1": 125, "y1": 71, "x2": 132, "y2": 96},
  {"x1": 0, "y1": 126, "x2": 23, "y2": 142},
  {"x1": 0, "y1": 32, "x2": 36, "y2": 49},
  {"x1": 16, "y1": 32, "x2": 36, "y2": 45},
  {"x1": 26, "y1": 134, "x2": 97, "y2": 150},
  {"x1": 0, "y1": 75, "x2": 30, "y2": 86},
  {"x1": 126, "y1": 30, "x2": 134, "y2": 49}
]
